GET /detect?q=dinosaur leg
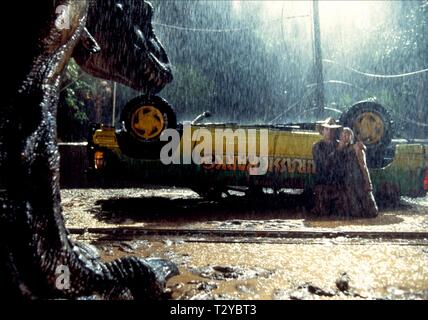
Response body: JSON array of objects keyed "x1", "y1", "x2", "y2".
[{"x1": 0, "y1": 24, "x2": 178, "y2": 301}]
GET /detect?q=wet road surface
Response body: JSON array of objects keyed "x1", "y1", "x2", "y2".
[{"x1": 62, "y1": 188, "x2": 428, "y2": 300}]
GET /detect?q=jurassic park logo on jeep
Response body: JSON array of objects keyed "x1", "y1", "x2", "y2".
[{"x1": 201, "y1": 155, "x2": 315, "y2": 175}]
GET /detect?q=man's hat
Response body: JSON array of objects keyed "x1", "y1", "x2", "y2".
[
  {"x1": 320, "y1": 117, "x2": 342, "y2": 128},
  {"x1": 316, "y1": 117, "x2": 342, "y2": 133}
]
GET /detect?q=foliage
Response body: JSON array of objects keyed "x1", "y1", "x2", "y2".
[{"x1": 58, "y1": 60, "x2": 114, "y2": 141}]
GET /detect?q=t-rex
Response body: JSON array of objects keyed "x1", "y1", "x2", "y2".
[{"x1": 0, "y1": 0, "x2": 177, "y2": 299}]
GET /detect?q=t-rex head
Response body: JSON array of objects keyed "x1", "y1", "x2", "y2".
[{"x1": 74, "y1": 0, "x2": 173, "y2": 94}]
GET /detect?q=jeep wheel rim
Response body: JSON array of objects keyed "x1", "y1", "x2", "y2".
[
  {"x1": 131, "y1": 105, "x2": 165, "y2": 140},
  {"x1": 353, "y1": 111, "x2": 385, "y2": 145}
]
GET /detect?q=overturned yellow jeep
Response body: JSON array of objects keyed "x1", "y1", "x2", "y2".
[{"x1": 88, "y1": 95, "x2": 428, "y2": 205}]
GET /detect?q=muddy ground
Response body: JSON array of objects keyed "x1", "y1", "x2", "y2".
[{"x1": 62, "y1": 187, "x2": 428, "y2": 300}]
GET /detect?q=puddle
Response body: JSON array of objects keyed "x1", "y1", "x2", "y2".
[
  {"x1": 90, "y1": 239, "x2": 428, "y2": 300},
  {"x1": 62, "y1": 188, "x2": 428, "y2": 233}
]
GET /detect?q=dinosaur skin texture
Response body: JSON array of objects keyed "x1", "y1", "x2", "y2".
[{"x1": 0, "y1": 0, "x2": 177, "y2": 300}]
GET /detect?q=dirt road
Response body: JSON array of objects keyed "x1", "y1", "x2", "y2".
[{"x1": 62, "y1": 188, "x2": 428, "y2": 300}]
